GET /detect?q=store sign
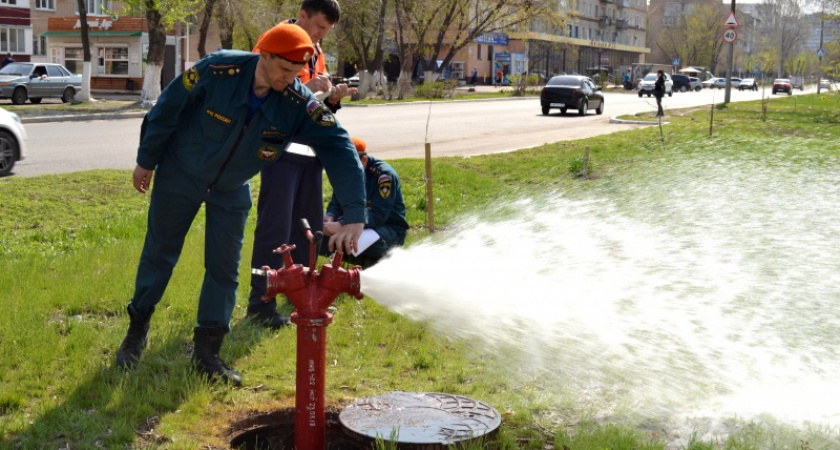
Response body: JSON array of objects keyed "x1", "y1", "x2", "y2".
[
  {"x1": 475, "y1": 32, "x2": 509, "y2": 46},
  {"x1": 73, "y1": 18, "x2": 114, "y2": 30}
]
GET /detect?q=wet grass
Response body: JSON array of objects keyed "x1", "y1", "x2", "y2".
[{"x1": 1, "y1": 93, "x2": 840, "y2": 448}]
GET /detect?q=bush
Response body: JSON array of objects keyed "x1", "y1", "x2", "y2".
[{"x1": 414, "y1": 80, "x2": 457, "y2": 99}]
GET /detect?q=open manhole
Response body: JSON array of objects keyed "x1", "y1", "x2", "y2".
[
  {"x1": 229, "y1": 408, "x2": 360, "y2": 450},
  {"x1": 339, "y1": 392, "x2": 502, "y2": 449}
]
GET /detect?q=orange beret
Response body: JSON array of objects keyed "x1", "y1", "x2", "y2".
[
  {"x1": 254, "y1": 23, "x2": 314, "y2": 64},
  {"x1": 350, "y1": 137, "x2": 367, "y2": 154}
]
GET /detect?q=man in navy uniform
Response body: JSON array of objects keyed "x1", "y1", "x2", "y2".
[
  {"x1": 322, "y1": 137, "x2": 408, "y2": 268},
  {"x1": 115, "y1": 23, "x2": 366, "y2": 386},
  {"x1": 247, "y1": 0, "x2": 356, "y2": 330}
]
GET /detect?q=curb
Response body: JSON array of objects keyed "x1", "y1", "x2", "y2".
[
  {"x1": 21, "y1": 110, "x2": 147, "y2": 124},
  {"x1": 609, "y1": 115, "x2": 669, "y2": 125}
]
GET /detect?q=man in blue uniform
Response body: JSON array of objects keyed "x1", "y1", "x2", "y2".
[
  {"x1": 322, "y1": 137, "x2": 408, "y2": 268},
  {"x1": 246, "y1": 0, "x2": 355, "y2": 330},
  {"x1": 114, "y1": 23, "x2": 366, "y2": 386}
]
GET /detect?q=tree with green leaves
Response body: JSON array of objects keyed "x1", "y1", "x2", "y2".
[
  {"x1": 117, "y1": 0, "x2": 203, "y2": 102},
  {"x1": 657, "y1": 4, "x2": 727, "y2": 76}
]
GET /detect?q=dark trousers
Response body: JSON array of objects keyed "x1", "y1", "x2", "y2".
[
  {"x1": 248, "y1": 152, "x2": 324, "y2": 310},
  {"x1": 131, "y1": 160, "x2": 251, "y2": 330},
  {"x1": 655, "y1": 93, "x2": 664, "y2": 116}
]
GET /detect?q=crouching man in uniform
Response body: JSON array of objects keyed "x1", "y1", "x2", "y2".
[
  {"x1": 114, "y1": 23, "x2": 366, "y2": 386},
  {"x1": 321, "y1": 137, "x2": 408, "y2": 268}
]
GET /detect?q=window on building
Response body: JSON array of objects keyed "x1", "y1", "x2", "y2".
[
  {"x1": 487, "y1": 45, "x2": 493, "y2": 61},
  {"x1": 33, "y1": 36, "x2": 47, "y2": 56},
  {"x1": 0, "y1": 28, "x2": 26, "y2": 53},
  {"x1": 75, "y1": 0, "x2": 111, "y2": 15},
  {"x1": 568, "y1": 24, "x2": 573, "y2": 37},
  {"x1": 0, "y1": 0, "x2": 18, "y2": 5},
  {"x1": 64, "y1": 47, "x2": 83, "y2": 74},
  {"x1": 575, "y1": 26, "x2": 579, "y2": 38},
  {"x1": 98, "y1": 46, "x2": 129, "y2": 75},
  {"x1": 477, "y1": 43, "x2": 482, "y2": 60},
  {"x1": 36, "y1": 0, "x2": 54, "y2": 9}
]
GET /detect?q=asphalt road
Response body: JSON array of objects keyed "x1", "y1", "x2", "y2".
[{"x1": 10, "y1": 86, "x2": 805, "y2": 178}]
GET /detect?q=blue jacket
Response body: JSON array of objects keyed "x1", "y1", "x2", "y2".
[
  {"x1": 326, "y1": 155, "x2": 408, "y2": 239},
  {"x1": 137, "y1": 50, "x2": 366, "y2": 223}
]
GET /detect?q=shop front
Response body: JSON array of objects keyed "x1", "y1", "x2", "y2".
[{"x1": 43, "y1": 16, "x2": 146, "y2": 92}]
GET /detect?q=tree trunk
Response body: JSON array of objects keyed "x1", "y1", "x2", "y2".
[
  {"x1": 76, "y1": 0, "x2": 92, "y2": 102},
  {"x1": 218, "y1": 0, "x2": 235, "y2": 49},
  {"x1": 197, "y1": 0, "x2": 217, "y2": 58},
  {"x1": 142, "y1": 2, "x2": 167, "y2": 103}
]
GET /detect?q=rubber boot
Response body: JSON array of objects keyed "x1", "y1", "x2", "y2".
[
  {"x1": 115, "y1": 304, "x2": 153, "y2": 369},
  {"x1": 192, "y1": 327, "x2": 242, "y2": 387}
]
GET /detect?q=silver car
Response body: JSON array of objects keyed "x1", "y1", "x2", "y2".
[
  {"x1": 0, "y1": 62, "x2": 82, "y2": 105},
  {"x1": 0, "y1": 106, "x2": 28, "y2": 176}
]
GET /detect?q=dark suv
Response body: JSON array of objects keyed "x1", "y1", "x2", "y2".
[{"x1": 671, "y1": 74, "x2": 695, "y2": 92}]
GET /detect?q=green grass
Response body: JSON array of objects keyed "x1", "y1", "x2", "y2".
[{"x1": 2, "y1": 93, "x2": 840, "y2": 448}]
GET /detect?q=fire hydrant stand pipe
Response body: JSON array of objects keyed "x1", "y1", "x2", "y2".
[{"x1": 251, "y1": 228, "x2": 362, "y2": 450}]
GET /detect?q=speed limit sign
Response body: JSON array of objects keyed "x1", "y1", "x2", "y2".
[{"x1": 723, "y1": 28, "x2": 737, "y2": 43}]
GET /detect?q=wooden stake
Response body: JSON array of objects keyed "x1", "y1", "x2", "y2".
[
  {"x1": 425, "y1": 142, "x2": 435, "y2": 233},
  {"x1": 582, "y1": 146, "x2": 590, "y2": 179}
]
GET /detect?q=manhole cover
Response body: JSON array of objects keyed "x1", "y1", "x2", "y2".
[{"x1": 339, "y1": 392, "x2": 501, "y2": 448}]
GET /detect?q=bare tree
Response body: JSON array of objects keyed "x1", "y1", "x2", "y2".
[
  {"x1": 338, "y1": 0, "x2": 390, "y2": 96},
  {"x1": 755, "y1": 0, "x2": 807, "y2": 76},
  {"x1": 394, "y1": 0, "x2": 567, "y2": 83}
]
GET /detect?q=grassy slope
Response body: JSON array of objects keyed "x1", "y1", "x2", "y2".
[{"x1": 1, "y1": 93, "x2": 839, "y2": 449}]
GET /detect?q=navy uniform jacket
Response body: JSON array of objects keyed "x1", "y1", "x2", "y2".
[
  {"x1": 137, "y1": 50, "x2": 366, "y2": 224},
  {"x1": 326, "y1": 155, "x2": 408, "y2": 241}
]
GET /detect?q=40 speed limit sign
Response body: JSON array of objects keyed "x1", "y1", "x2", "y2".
[{"x1": 723, "y1": 28, "x2": 737, "y2": 43}]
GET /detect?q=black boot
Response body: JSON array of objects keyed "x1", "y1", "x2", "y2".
[
  {"x1": 115, "y1": 304, "x2": 153, "y2": 370},
  {"x1": 192, "y1": 327, "x2": 242, "y2": 386},
  {"x1": 245, "y1": 304, "x2": 290, "y2": 330}
]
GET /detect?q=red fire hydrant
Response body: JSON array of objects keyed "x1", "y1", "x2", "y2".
[{"x1": 251, "y1": 222, "x2": 362, "y2": 450}]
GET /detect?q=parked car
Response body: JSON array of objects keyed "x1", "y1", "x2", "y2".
[
  {"x1": 738, "y1": 78, "x2": 758, "y2": 91},
  {"x1": 0, "y1": 106, "x2": 28, "y2": 176},
  {"x1": 637, "y1": 72, "x2": 673, "y2": 97},
  {"x1": 819, "y1": 79, "x2": 831, "y2": 91},
  {"x1": 790, "y1": 77, "x2": 804, "y2": 91},
  {"x1": 689, "y1": 77, "x2": 703, "y2": 91},
  {"x1": 701, "y1": 77, "x2": 722, "y2": 89},
  {"x1": 348, "y1": 71, "x2": 388, "y2": 88},
  {"x1": 540, "y1": 75, "x2": 604, "y2": 116},
  {"x1": 0, "y1": 62, "x2": 82, "y2": 105},
  {"x1": 671, "y1": 74, "x2": 701, "y2": 92},
  {"x1": 711, "y1": 77, "x2": 741, "y2": 88},
  {"x1": 772, "y1": 78, "x2": 792, "y2": 95}
]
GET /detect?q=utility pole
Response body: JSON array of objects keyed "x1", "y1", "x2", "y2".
[
  {"x1": 724, "y1": 0, "x2": 736, "y2": 104},
  {"x1": 817, "y1": 0, "x2": 825, "y2": 94}
]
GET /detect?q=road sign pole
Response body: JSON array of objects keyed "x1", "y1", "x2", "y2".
[{"x1": 724, "y1": 0, "x2": 736, "y2": 104}]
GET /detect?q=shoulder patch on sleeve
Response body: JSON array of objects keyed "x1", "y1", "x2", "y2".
[
  {"x1": 182, "y1": 66, "x2": 199, "y2": 91},
  {"x1": 378, "y1": 174, "x2": 392, "y2": 199},
  {"x1": 307, "y1": 100, "x2": 336, "y2": 127}
]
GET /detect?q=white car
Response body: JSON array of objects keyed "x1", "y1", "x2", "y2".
[
  {"x1": 0, "y1": 106, "x2": 27, "y2": 176},
  {"x1": 819, "y1": 79, "x2": 831, "y2": 91},
  {"x1": 637, "y1": 73, "x2": 673, "y2": 97}
]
